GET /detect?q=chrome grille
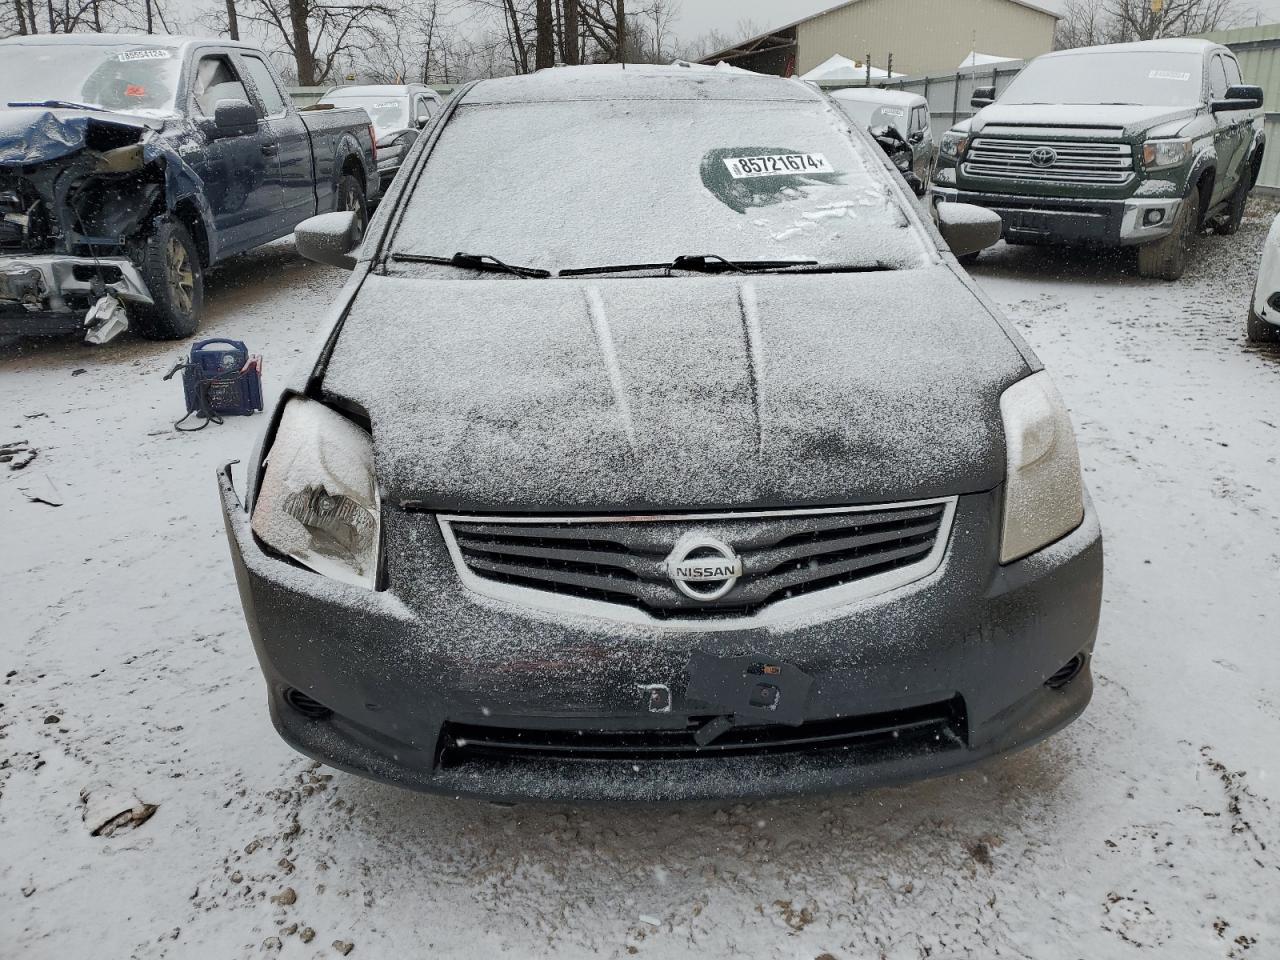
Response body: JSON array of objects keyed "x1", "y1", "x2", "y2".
[
  {"x1": 963, "y1": 138, "x2": 1135, "y2": 185},
  {"x1": 437, "y1": 499, "x2": 955, "y2": 626}
]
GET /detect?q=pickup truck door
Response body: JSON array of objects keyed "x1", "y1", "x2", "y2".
[
  {"x1": 237, "y1": 52, "x2": 314, "y2": 232},
  {"x1": 1209, "y1": 54, "x2": 1245, "y2": 200},
  {"x1": 189, "y1": 51, "x2": 283, "y2": 255}
]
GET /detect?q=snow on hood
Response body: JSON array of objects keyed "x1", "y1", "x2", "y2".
[
  {"x1": 321, "y1": 268, "x2": 1030, "y2": 512},
  {"x1": 973, "y1": 103, "x2": 1199, "y2": 138},
  {"x1": 0, "y1": 108, "x2": 150, "y2": 166}
]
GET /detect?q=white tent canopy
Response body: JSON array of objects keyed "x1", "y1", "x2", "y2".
[
  {"x1": 801, "y1": 54, "x2": 891, "y2": 82},
  {"x1": 958, "y1": 51, "x2": 1019, "y2": 69}
]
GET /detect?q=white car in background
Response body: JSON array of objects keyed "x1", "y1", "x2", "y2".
[
  {"x1": 1249, "y1": 214, "x2": 1280, "y2": 342},
  {"x1": 829, "y1": 87, "x2": 934, "y2": 184}
]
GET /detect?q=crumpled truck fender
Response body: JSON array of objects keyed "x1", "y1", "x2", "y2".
[
  {"x1": 327, "y1": 129, "x2": 376, "y2": 211},
  {"x1": 144, "y1": 125, "x2": 220, "y2": 264}
]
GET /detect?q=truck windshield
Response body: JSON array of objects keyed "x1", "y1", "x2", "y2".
[
  {"x1": 0, "y1": 41, "x2": 182, "y2": 114},
  {"x1": 999, "y1": 52, "x2": 1204, "y2": 107},
  {"x1": 390, "y1": 98, "x2": 927, "y2": 275},
  {"x1": 320, "y1": 95, "x2": 410, "y2": 137}
]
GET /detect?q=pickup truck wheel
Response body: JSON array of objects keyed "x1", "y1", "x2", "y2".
[
  {"x1": 1247, "y1": 305, "x2": 1280, "y2": 343},
  {"x1": 338, "y1": 174, "x2": 368, "y2": 237},
  {"x1": 132, "y1": 219, "x2": 203, "y2": 340},
  {"x1": 957, "y1": 251, "x2": 980, "y2": 266},
  {"x1": 1137, "y1": 188, "x2": 1198, "y2": 281},
  {"x1": 1213, "y1": 176, "x2": 1249, "y2": 236}
]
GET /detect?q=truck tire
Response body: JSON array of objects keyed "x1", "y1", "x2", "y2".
[
  {"x1": 957, "y1": 251, "x2": 980, "y2": 266},
  {"x1": 1214, "y1": 175, "x2": 1249, "y2": 236},
  {"x1": 338, "y1": 173, "x2": 367, "y2": 237},
  {"x1": 1247, "y1": 304, "x2": 1280, "y2": 343},
  {"x1": 1137, "y1": 188, "x2": 1199, "y2": 281},
  {"x1": 132, "y1": 219, "x2": 203, "y2": 340}
]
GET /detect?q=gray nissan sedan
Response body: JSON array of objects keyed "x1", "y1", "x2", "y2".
[{"x1": 220, "y1": 65, "x2": 1103, "y2": 802}]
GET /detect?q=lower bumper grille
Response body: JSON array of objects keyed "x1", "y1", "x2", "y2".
[
  {"x1": 438, "y1": 499, "x2": 955, "y2": 624},
  {"x1": 437, "y1": 697, "x2": 967, "y2": 767}
]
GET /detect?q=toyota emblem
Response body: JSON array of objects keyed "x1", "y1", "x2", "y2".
[
  {"x1": 661, "y1": 535, "x2": 743, "y2": 602},
  {"x1": 1029, "y1": 146, "x2": 1058, "y2": 167}
]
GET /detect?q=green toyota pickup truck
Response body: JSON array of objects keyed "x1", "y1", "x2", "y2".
[{"x1": 930, "y1": 39, "x2": 1264, "y2": 280}]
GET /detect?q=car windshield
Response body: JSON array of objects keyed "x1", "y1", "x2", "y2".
[
  {"x1": 833, "y1": 98, "x2": 910, "y2": 139},
  {"x1": 0, "y1": 41, "x2": 182, "y2": 114},
  {"x1": 999, "y1": 51, "x2": 1204, "y2": 107},
  {"x1": 389, "y1": 97, "x2": 927, "y2": 274},
  {"x1": 321, "y1": 94, "x2": 410, "y2": 136}
]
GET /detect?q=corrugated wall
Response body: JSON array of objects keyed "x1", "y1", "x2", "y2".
[
  {"x1": 1197, "y1": 25, "x2": 1280, "y2": 193},
  {"x1": 796, "y1": 0, "x2": 1057, "y2": 78}
]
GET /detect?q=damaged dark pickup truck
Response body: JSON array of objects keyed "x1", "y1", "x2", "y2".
[{"x1": 0, "y1": 34, "x2": 378, "y2": 342}]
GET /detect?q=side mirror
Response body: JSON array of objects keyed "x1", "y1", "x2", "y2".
[
  {"x1": 1212, "y1": 84, "x2": 1263, "y2": 112},
  {"x1": 295, "y1": 211, "x2": 363, "y2": 270},
  {"x1": 416, "y1": 115, "x2": 430, "y2": 128},
  {"x1": 908, "y1": 130, "x2": 926, "y2": 145},
  {"x1": 970, "y1": 85, "x2": 996, "y2": 109},
  {"x1": 211, "y1": 99, "x2": 258, "y2": 138},
  {"x1": 936, "y1": 201, "x2": 1002, "y2": 257}
]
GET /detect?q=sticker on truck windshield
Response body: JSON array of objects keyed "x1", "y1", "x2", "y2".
[
  {"x1": 1148, "y1": 70, "x2": 1191, "y2": 81},
  {"x1": 118, "y1": 49, "x2": 173, "y2": 62},
  {"x1": 724, "y1": 153, "x2": 833, "y2": 179}
]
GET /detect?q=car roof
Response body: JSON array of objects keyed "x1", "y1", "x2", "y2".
[
  {"x1": 323, "y1": 84, "x2": 435, "y2": 98},
  {"x1": 1037, "y1": 37, "x2": 1222, "y2": 59},
  {"x1": 464, "y1": 63, "x2": 824, "y2": 105},
  {"x1": 829, "y1": 88, "x2": 926, "y2": 109},
  {"x1": 0, "y1": 32, "x2": 258, "y2": 51}
]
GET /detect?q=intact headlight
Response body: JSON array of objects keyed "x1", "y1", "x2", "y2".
[
  {"x1": 251, "y1": 397, "x2": 381, "y2": 589},
  {"x1": 1141, "y1": 138, "x2": 1191, "y2": 171},
  {"x1": 940, "y1": 130, "x2": 969, "y2": 160},
  {"x1": 999, "y1": 372, "x2": 1085, "y2": 564}
]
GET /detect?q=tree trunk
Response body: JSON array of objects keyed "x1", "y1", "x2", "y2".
[
  {"x1": 225, "y1": 0, "x2": 239, "y2": 40},
  {"x1": 563, "y1": 0, "x2": 579, "y2": 64},
  {"x1": 535, "y1": 0, "x2": 554, "y2": 69},
  {"x1": 144, "y1": 0, "x2": 153, "y2": 33},
  {"x1": 288, "y1": 0, "x2": 316, "y2": 86},
  {"x1": 502, "y1": 0, "x2": 529, "y2": 74},
  {"x1": 25, "y1": 0, "x2": 37, "y2": 32},
  {"x1": 616, "y1": 0, "x2": 625, "y2": 64},
  {"x1": 15, "y1": 0, "x2": 28, "y2": 32},
  {"x1": 45, "y1": 0, "x2": 53, "y2": 32}
]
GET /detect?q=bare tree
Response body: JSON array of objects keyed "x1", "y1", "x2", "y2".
[
  {"x1": 239, "y1": 0, "x2": 400, "y2": 85},
  {"x1": 534, "y1": 0, "x2": 552, "y2": 67},
  {"x1": 562, "y1": 0, "x2": 578, "y2": 64},
  {"x1": 1056, "y1": 0, "x2": 1242, "y2": 47}
]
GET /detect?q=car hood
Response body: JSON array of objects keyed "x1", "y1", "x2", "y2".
[
  {"x1": 0, "y1": 108, "x2": 153, "y2": 166},
  {"x1": 973, "y1": 103, "x2": 1199, "y2": 138},
  {"x1": 321, "y1": 268, "x2": 1031, "y2": 513}
]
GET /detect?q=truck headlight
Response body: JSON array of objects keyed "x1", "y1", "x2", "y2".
[
  {"x1": 999, "y1": 372, "x2": 1085, "y2": 563},
  {"x1": 940, "y1": 131, "x2": 969, "y2": 160},
  {"x1": 1141, "y1": 138, "x2": 1191, "y2": 171},
  {"x1": 251, "y1": 397, "x2": 381, "y2": 589}
]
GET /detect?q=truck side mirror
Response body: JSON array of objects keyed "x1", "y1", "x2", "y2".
[
  {"x1": 970, "y1": 85, "x2": 996, "y2": 109},
  {"x1": 1213, "y1": 84, "x2": 1264, "y2": 112},
  {"x1": 211, "y1": 99, "x2": 259, "y2": 138},
  {"x1": 936, "y1": 202, "x2": 1002, "y2": 257},
  {"x1": 295, "y1": 211, "x2": 363, "y2": 270}
]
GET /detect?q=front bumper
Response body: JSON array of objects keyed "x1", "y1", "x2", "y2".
[
  {"x1": 0, "y1": 254, "x2": 152, "y2": 336},
  {"x1": 930, "y1": 185, "x2": 1181, "y2": 247},
  {"x1": 220, "y1": 466, "x2": 1104, "y2": 802}
]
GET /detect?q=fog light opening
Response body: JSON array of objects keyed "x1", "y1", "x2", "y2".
[
  {"x1": 1045, "y1": 654, "x2": 1086, "y2": 691},
  {"x1": 1143, "y1": 208, "x2": 1165, "y2": 227},
  {"x1": 284, "y1": 687, "x2": 333, "y2": 720}
]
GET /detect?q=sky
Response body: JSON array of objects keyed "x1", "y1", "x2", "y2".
[{"x1": 670, "y1": 0, "x2": 1280, "y2": 44}]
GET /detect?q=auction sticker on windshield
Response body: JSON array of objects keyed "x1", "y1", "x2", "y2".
[
  {"x1": 724, "y1": 154, "x2": 833, "y2": 179},
  {"x1": 1148, "y1": 70, "x2": 1191, "y2": 81},
  {"x1": 118, "y1": 49, "x2": 173, "y2": 61}
]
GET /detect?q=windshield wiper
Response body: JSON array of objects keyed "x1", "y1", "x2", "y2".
[
  {"x1": 389, "y1": 251, "x2": 550, "y2": 278},
  {"x1": 560, "y1": 255, "x2": 822, "y2": 277},
  {"x1": 560, "y1": 256, "x2": 897, "y2": 277},
  {"x1": 7, "y1": 99, "x2": 121, "y2": 113}
]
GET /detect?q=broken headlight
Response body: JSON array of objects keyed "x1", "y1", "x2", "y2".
[
  {"x1": 998, "y1": 372, "x2": 1085, "y2": 564},
  {"x1": 251, "y1": 397, "x2": 380, "y2": 589}
]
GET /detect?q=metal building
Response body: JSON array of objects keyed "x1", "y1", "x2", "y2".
[{"x1": 699, "y1": 0, "x2": 1060, "y2": 79}]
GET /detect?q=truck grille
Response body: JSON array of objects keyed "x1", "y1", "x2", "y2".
[
  {"x1": 436, "y1": 499, "x2": 955, "y2": 625},
  {"x1": 963, "y1": 138, "x2": 1135, "y2": 185}
]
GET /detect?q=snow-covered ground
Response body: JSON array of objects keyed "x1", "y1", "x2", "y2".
[{"x1": 3, "y1": 206, "x2": 1277, "y2": 959}]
